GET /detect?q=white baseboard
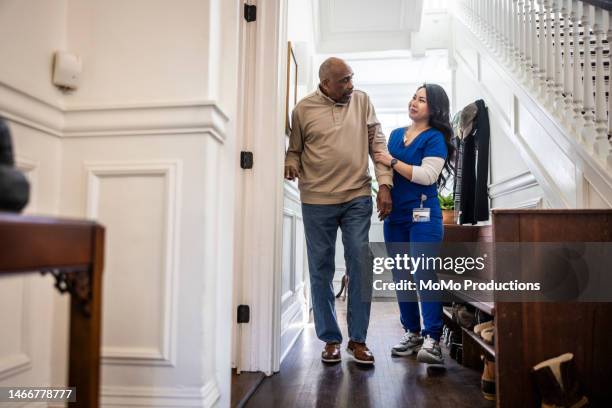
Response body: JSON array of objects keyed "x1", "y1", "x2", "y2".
[{"x1": 101, "y1": 381, "x2": 220, "y2": 407}]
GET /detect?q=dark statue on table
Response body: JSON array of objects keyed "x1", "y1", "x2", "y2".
[{"x1": 0, "y1": 118, "x2": 30, "y2": 212}]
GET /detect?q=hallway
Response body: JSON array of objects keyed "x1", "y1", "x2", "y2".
[{"x1": 246, "y1": 301, "x2": 493, "y2": 408}]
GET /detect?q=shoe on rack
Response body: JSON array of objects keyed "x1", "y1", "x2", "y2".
[
  {"x1": 391, "y1": 331, "x2": 423, "y2": 356},
  {"x1": 480, "y1": 327, "x2": 494, "y2": 345},
  {"x1": 474, "y1": 320, "x2": 494, "y2": 336},
  {"x1": 321, "y1": 342, "x2": 341, "y2": 363},
  {"x1": 481, "y1": 356, "x2": 496, "y2": 401},
  {"x1": 416, "y1": 335, "x2": 444, "y2": 365},
  {"x1": 346, "y1": 341, "x2": 375, "y2": 365},
  {"x1": 532, "y1": 353, "x2": 589, "y2": 408}
]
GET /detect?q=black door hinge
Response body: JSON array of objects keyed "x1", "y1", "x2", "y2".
[
  {"x1": 244, "y1": 4, "x2": 256, "y2": 22},
  {"x1": 237, "y1": 305, "x2": 250, "y2": 323},
  {"x1": 240, "y1": 151, "x2": 253, "y2": 169}
]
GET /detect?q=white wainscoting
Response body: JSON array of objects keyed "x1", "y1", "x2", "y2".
[
  {"x1": 101, "y1": 379, "x2": 220, "y2": 407},
  {"x1": 85, "y1": 160, "x2": 181, "y2": 367},
  {"x1": 0, "y1": 277, "x2": 32, "y2": 381},
  {"x1": 280, "y1": 182, "x2": 308, "y2": 363}
]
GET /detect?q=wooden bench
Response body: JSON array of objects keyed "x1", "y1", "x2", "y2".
[{"x1": 0, "y1": 212, "x2": 104, "y2": 408}]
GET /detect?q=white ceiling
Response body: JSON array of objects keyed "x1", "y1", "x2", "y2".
[{"x1": 314, "y1": 0, "x2": 424, "y2": 53}]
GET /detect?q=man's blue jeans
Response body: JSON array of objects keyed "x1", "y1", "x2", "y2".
[{"x1": 301, "y1": 195, "x2": 373, "y2": 344}]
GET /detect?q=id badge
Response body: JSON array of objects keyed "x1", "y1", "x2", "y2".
[{"x1": 412, "y1": 207, "x2": 431, "y2": 223}]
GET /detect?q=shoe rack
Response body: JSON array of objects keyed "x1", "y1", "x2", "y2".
[{"x1": 443, "y1": 209, "x2": 612, "y2": 408}]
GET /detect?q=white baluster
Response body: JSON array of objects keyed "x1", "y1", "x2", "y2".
[
  {"x1": 531, "y1": 0, "x2": 541, "y2": 88},
  {"x1": 479, "y1": 0, "x2": 485, "y2": 40},
  {"x1": 580, "y1": 4, "x2": 596, "y2": 149},
  {"x1": 526, "y1": 0, "x2": 536, "y2": 85},
  {"x1": 493, "y1": 0, "x2": 498, "y2": 50},
  {"x1": 571, "y1": 0, "x2": 584, "y2": 136},
  {"x1": 594, "y1": 10, "x2": 611, "y2": 162},
  {"x1": 543, "y1": 0, "x2": 555, "y2": 105},
  {"x1": 506, "y1": 0, "x2": 512, "y2": 61},
  {"x1": 553, "y1": 0, "x2": 565, "y2": 116},
  {"x1": 562, "y1": 0, "x2": 574, "y2": 123},
  {"x1": 502, "y1": 0, "x2": 508, "y2": 61},
  {"x1": 514, "y1": 0, "x2": 523, "y2": 72},
  {"x1": 520, "y1": 0, "x2": 529, "y2": 77},
  {"x1": 545, "y1": 0, "x2": 557, "y2": 107},
  {"x1": 608, "y1": 10, "x2": 612, "y2": 170},
  {"x1": 538, "y1": 0, "x2": 549, "y2": 98},
  {"x1": 495, "y1": 0, "x2": 501, "y2": 54},
  {"x1": 593, "y1": 9, "x2": 609, "y2": 161},
  {"x1": 485, "y1": 0, "x2": 491, "y2": 44}
]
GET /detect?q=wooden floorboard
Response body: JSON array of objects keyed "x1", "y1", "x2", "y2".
[
  {"x1": 231, "y1": 369, "x2": 265, "y2": 408},
  {"x1": 246, "y1": 300, "x2": 495, "y2": 408}
]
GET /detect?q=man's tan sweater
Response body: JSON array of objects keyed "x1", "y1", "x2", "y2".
[{"x1": 285, "y1": 88, "x2": 393, "y2": 205}]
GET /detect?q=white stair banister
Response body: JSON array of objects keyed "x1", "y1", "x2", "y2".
[
  {"x1": 538, "y1": 0, "x2": 549, "y2": 98},
  {"x1": 593, "y1": 7, "x2": 608, "y2": 161},
  {"x1": 546, "y1": 0, "x2": 557, "y2": 107},
  {"x1": 515, "y1": 0, "x2": 523, "y2": 72},
  {"x1": 607, "y1": 11, "x2": 612, "y2": 171},
  {"x1": 528, "y1": 0, "x2": 540, "y2": 85},
  {"x1": 562, "y1": 0, "x2": 575, "y2": 123},
  {"x1": 553, "y1": 0, "x2": 565, "y2": 116},
  {"x1": 571, "y1": 0, "x2": 584, "y2": 136},
  {"x1": 580, "y1": 3, "x2": 596, "y2": 149}
]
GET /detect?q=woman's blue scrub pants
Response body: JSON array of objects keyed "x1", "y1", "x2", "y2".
[{"x1": 383, "y1": 217, "x2": 444, "y2": 341}]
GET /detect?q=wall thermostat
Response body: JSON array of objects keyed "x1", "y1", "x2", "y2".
[{"x1": 52, "y1": 51, "x2": 81, "y2": 91}]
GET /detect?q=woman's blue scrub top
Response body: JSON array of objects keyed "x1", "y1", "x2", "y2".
[{"x1": 386, "y1": 127, "x2": 448, "y2": 223}]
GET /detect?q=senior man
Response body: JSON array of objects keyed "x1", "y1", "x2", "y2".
[{"x1": 285, "y1": 57, "x2": 393, "y2": 365}]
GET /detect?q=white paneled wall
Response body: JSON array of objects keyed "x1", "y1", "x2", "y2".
[
  {"x1": 0, "y1": 1, "x2": 241, "y2": 407},
  {"x1": 280, "y1": 184, "x2": 309, "y2": 363},
  {"x1": 0, "y1": 0, "x2": 67, "y2": 394}
]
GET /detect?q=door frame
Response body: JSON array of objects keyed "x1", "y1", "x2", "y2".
[{"x1": 233, "y1": 0, "x2": 289, "y2": 375}]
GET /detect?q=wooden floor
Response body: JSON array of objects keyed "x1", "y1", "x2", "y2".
[
  {"x1": 232, "y1": 369, "x2": 266, "y2": 408},
  {"x1": 246, "y1": 301, "x2": 494, "y2": 408}
]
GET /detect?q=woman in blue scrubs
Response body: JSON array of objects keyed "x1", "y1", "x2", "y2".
[{"x1": 374, "y1": 83, "x2": 455, "y2": 364}]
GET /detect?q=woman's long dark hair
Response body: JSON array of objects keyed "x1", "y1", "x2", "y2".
[{"x1": 418, "y1": 83, "x2": 456, "y2": 189}]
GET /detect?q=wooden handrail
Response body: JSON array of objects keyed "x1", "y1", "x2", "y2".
[{"x1": 0, "y1": 212, "x2": 104, "y2": 408}]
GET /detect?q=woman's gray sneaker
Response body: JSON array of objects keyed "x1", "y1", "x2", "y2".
[
  {"x1": 416, "y1": 335, "x2": 444, "y2": 364},
  {"x1": 391, "y1": 331, "x2": 423, "y2": 356}
]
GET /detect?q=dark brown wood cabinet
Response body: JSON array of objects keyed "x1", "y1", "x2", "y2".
[{"x1": 444, "y1": 209, "x2": 612, "y2": 408}]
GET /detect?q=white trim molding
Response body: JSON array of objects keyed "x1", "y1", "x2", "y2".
[
  {"x1": 101, "y1": 380, "x2": 220, "y2": 407},
  {"x1": 0, "y1": 81, "x2": 228, "y2": 142},
  {"x1": 63, "y1": 101, "x2": 228, "y2": 142},
  {"x1": 235, "y1": 0, "x2": 289, "y2": 375},
  {"x1": 488, "y1": 171, "x2": 539, "y2": 199},
  {"x1": 85, "y1": 160, "x2": 182, "y2": 367}
]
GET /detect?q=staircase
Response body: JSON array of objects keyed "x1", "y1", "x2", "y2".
[{"x1": 453, "y1": 0, "x2": 612, "y2": 208}]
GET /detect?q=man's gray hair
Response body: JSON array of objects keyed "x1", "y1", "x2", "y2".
[{"x1": 318, "y1": 57, "x2": 346, "y2": 83}]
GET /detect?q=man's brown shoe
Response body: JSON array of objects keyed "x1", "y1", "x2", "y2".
[
  {"x1": 347, "y1": 341, "x2": 375, "y2": 365},
  {"x1": 321, "y1": 342, "x2": 341, "y2": 363}
]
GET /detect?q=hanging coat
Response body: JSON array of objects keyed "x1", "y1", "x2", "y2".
[{"x1": 453, "y1": 99, "x2": 490, "y2": 225}]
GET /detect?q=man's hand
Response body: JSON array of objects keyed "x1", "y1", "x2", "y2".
[
  {"x1": 284, "y1": 165, "x2": 300, "y2": 181},
  {"x1": 376, "y1": 184, "x2": 392, "y2": 221}
]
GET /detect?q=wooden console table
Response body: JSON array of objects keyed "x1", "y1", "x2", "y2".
[{"x1": 0, "y1": 212, "x2": 104, "y2": 408}]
